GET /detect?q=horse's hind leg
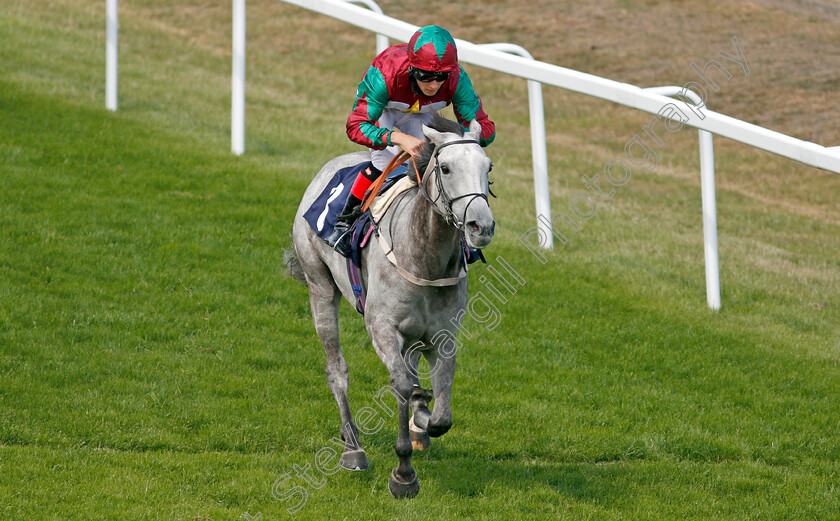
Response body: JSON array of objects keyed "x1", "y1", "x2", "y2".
[{"x1": 307, "y1": 280, "x2": 368, "y2": 471}]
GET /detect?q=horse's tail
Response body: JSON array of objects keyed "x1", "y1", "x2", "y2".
[{"x1": 283, "y1": 241, "x2": 308, "y2": 286}]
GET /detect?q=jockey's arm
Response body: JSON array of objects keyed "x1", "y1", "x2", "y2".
[
  {"x1": 451, "y1": 67, "x2": 496, "y2": 147},
  {"x1": 346, "y1": 67, "x2": 391, "y2": 150}
]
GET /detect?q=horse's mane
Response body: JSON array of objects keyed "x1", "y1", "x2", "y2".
[{"x1": 412, "y1": 113, "x2": 464, "y2": 183}]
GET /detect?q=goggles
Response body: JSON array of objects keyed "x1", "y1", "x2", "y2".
[{"x1": 411, "y1": 68, "x2": 451, "y2": 83}]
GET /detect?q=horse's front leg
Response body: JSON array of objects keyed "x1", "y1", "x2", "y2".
[
  {"x1": 389, "y1": 381, "x2": 420, "y2": 498},
  {"x1": 424, "y1": 348, "x2": 455, "y2": 438},
  {"x1": 367, "y1": 318, "x2": 420, "y2": 498},
  {"x1": 399, "y1": 347, "x2": 433, "y2": 451},
  {"x1": 401, "y1": 343, "x2": 453, "y2": 448}
]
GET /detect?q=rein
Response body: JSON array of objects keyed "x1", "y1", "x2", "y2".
[{"x1": 361, "y1": 151, "x2": 412, "y2": 213}]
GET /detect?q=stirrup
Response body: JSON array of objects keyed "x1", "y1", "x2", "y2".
[
  {"x1": 332, "y1": 226, "x2": 354, "y2": 258},
  {"x1": 326, "y1": 221, "x2": 350, "y2": 248}
]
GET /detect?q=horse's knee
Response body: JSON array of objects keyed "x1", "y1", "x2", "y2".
[
  {"x1": 388, "y1": 376, "x2": 415, "y2": 403},
  {"x1": 325, "y1": 374, "x2": 349, "y2": 399}
]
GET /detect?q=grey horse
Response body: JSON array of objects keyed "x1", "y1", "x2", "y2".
[{"x1": 285, "y1": 115, "x2": 495, "y2": 498}]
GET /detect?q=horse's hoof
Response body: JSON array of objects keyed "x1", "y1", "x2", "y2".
[
  {"x1": 340, "y1": 449, "x2": 369, "y2": 471},
  {"x1": 388, "y1": 469, "x2": 420, "y2": 499},
  {"x1": 425, "y1": 421, "x2": 452, "y2": 438},
  {"x1": 409, "y1": 417, "x2": 431, "y2": 451}
]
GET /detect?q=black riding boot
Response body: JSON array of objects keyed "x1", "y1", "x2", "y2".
[{"x1": 325, "y1": 194, "x2": 363, "y2": 257}]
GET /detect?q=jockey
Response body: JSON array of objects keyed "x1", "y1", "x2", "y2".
[{"x1": 326, "y1": 25, "x2": 496, "y2": 256}]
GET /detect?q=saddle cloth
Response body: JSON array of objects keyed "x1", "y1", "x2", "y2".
[{"x1": 303, "y1": 161, "x2": 408, "y2": 241}]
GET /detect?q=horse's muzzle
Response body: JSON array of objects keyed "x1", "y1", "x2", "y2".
[{"x1": 465, "y1": 218, "x2": 495, "y2": 248}]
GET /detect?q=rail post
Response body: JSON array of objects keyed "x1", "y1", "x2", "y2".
[
  {"x1": 480, "y1": 43, "x2": 552, "y2": 250},
  {"x1": 645, "y1": 86, "x2": 720, "y2": 310}
]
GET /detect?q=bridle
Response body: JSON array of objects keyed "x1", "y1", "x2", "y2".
[
  {"x1": 371, "y1": 137, "x2": 493, "y2": 287},
  {"x1": 416, "y1": 139, "x2": 490, "y2": 230}
]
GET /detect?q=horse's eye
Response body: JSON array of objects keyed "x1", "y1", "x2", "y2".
[
  {"x1": 488, "y1": 162, "x2": 493, "y2": 173},
  {"x1": 440, "y1": 165, "x2": 450, "y2": 175}
]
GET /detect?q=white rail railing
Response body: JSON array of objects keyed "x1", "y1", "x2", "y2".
[
  {"x1": 278, "y1": 0, "x2": 840, "y2": 174},
  {"x1": 342, "y1": 0, "x2": 388, "y2": 54},
  {"x1": 645, "y1": 86, "x2": 720, "y2": 310},
  {"x1": 479, "y1": 43, "x2": 552, "y2": 250},
  {"x1": 227, "y1": 0, "x2": 386, "y2": 156},
  {"x1": 274, "y1": 0, "x2": 839, "y2": 312},
  {"x1": 105, "y1": 0, "x2": 840, "y2": 310}
]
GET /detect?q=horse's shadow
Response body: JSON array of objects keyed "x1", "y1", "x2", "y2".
[
  {"x1": 350, "y1": 432, "x2": 626, "y2": 503},
  {"x1": 429, "y1": 450, "x2": 623, "y2": 501}
]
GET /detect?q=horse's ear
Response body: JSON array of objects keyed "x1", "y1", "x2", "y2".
[
  {"x1": 422, "y1": 124, "x2": 445, "y2": 146},
  {"x1": 467, "y1": 119, "x2": 481, "y2": 141}
]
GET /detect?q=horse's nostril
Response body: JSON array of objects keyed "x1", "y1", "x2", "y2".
[{"x1": 467, "y1": 220, "x2": 494, "y2": 237}]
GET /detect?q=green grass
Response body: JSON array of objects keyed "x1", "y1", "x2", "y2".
[{"x1": 2, "y1": 1, "x2": 839, "y2": 520}]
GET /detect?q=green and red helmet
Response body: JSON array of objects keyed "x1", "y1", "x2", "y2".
[{"x1": 407, "y1": 25, "x2": 458, "y2": 73}]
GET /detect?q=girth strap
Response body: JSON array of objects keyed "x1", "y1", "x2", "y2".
[{"x1": 346, "y1": 256, "x2": 366, "y2": 314}]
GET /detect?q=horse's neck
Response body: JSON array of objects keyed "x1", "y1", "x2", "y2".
[{"x1": 391, "y1": 190, "x2": 462, "y2": 279}]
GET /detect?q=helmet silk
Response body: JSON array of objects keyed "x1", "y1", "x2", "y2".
[{"x1": 407, "y1": 26, "x2": 458, "y2": 72}]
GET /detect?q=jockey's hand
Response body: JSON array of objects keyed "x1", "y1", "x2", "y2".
[{"x1": 390, "y1": 132, "x2": 425, "y2": 159}]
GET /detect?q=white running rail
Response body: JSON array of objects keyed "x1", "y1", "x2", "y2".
[
  {"x1": 274, "y1": 0, "x2": 840, "y2": 312},
  {"x1": 342, "y1": 0, "x2": 389, "y2": 54},
  {"x1": 277, "y1": 0, "x2": 840, "y2": 174},
  {"x1": 645, "y1": 86, "x2": 720, "y2": 310},
  {"x1": 232, "y1": 0, "x2": 246, "y2": 155},
  {"x1": 105, "y1": 0, "x2": 840, "y2": 310},
  {"x1": 479, "y1": 43, "x2": 552, "y2": 251}
]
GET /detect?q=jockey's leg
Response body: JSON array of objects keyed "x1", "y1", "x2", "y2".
[
  {"x1": 325, "y1": 164, "x2": 381, "y2": 256},
  {"x1": 328, "y1": 109, "x2": 431, "y2": 256}
]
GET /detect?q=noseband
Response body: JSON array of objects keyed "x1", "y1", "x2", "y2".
[{"x1": 417, "y1": 139, "x2": 489, "y2": 229}]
